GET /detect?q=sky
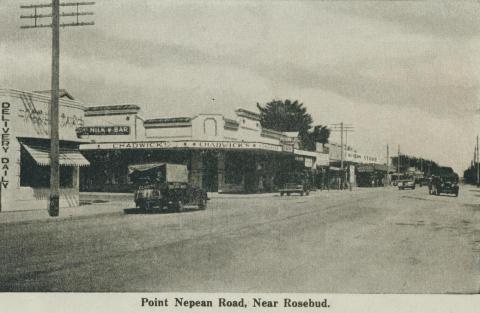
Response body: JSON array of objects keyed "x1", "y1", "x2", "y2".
[{"x1": 1, "y1": 0, "x2": 480, "y2": 174}]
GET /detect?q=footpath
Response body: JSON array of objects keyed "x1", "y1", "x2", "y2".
[{"x1": 0, "y1": 191, "x2": 281, "y2": 225}]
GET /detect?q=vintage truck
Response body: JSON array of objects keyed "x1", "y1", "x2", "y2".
[{"x1": 129, "y1": 163, "x2": 208, "y2": 212}]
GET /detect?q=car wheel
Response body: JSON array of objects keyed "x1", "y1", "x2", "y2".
[
  {"x1": 300, "y1": 192, "x2": 304, "y2": 196},
  {"x1": 280, "y1": 192, "x2": 284, "y2": 196},
  {"x1": 455, "y1": 191, "x2": 459, "y2": 197}
]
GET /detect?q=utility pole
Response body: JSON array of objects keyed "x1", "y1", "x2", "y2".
[
  {"x1": 340, "y1": 122, "x2": 344, "y2": 174},
  {"x1": 475, "y1": 135, "x2": 480, "y2": 188},
  {"x1": 21, "y1": 1, "x2": 95, "y2": 217},
  {"x1": 475, "y1": 142, "x2": 478, "y2": 185},
  {"x1": 385, "y1": 144, "x2": 389, "y2": 187},
  {"x1": 397, "y1": 145, "x2": 400, "y2": 173},
  {"x1": 330, "y1": 123, "x2": 354, "y2": 190}
]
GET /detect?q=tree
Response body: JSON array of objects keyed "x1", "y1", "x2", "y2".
[
  {"x1": 303, "y1": 125, "x2": 331, "y2": 151},
  {"x1": 257, "y1": 99, "x2": 318, "y2": 150},
  {"x1": 257, "y1": 99, "x2": 313, "y2": 133}
]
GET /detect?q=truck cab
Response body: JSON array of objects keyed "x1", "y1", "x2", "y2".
[{"x1": 129, "y1": 163, "x2": 208, "y2": 212}]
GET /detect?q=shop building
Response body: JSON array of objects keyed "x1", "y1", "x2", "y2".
[
  {"x1": 79, "y1": 106, "x2": 324, "y2": 193},
  {"x1": 0, "y1": 89, "x2": 90, "y2": 212},
  {"x1": 326, "y1": 143, "x2": 387, "y2": 187}
]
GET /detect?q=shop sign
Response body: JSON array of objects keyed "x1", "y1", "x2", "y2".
[
  {"x1": 282, "y1": 143, "x2": 294, "y2": 153},
  {"x1": 19, "y1": 108, "x2": 84, "y2": 128},
  {"x1": 357, "y1": 164, "x2": 374, "y2": 173},
  {"x1": 304, "y1": 157, "x2": 313, "y2": 168},
  {"x1": 1, "y1": 102, "x2": 10, "y2": 188},
  {"x1": 81, "y1": 140, "x2": 283, "y2": 152},
  {"x1": 76, "y1": 126, "x2": 130, "y2": 137}
]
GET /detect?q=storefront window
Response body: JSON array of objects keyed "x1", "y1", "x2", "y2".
[
  {"x1": 20, "y1": 147, "x2": 74, "y2": 188},
  {"x1": 225, "y1": 153, "x2": 243, "y2": 185}
]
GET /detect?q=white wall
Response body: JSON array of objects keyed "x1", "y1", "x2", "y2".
[
  {"x1": 145, "y1": 126, "x2": 191, "y2": 138},
  {"x1": 0, "y1": 89, "x2": 84, "y2": 211}
]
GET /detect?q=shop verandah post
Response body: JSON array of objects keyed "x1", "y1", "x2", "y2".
[{"x1": 20, "y1": 0, "x2": 95, "y2": 216}]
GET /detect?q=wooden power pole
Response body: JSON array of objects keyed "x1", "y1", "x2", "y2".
[
  {"x1": 330, "y1": 123, "x2": 354, "y2": 190},
  {"x1": 475, "y1": 135, "x2": 480, "y2": 187},
  {"x1": 21, "y1": 1, "x2": 94, "y2": 216},
  {"x1": 385, "y1": 144, "x2": 389, "y2": 186}
]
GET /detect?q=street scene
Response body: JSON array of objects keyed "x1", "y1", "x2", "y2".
[
  {"x1": 1, "y1": 0, "x2": 480, "y2": 299},
  {"x1": 1, "y1": 185, "x2": 478, "y2": 293}
]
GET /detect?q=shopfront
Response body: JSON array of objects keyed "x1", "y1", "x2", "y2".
[
  {"x1": 78, "y1": 107, "x2": 305, "y2": 193},
  {"x1": 0, "y1": 89, "x2": 89, "y2": 211},
  {"x1": 356, "y1": 164, "x2": 388, "y2": 187}
]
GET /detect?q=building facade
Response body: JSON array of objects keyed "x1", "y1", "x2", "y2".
[
  {"x1": 79, "y1": 106, "x2": 324, "y2": 194},
  {"x1": 0, "y1": 89, "x2": 89, "y2": 212}
]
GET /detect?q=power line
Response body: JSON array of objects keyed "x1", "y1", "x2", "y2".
[
  {"x1": 20, "y1": 1, "x2": 95, "y2": 217},
  {"x1": 328, "y1": 122, "x2": 355, "y2": 190}
]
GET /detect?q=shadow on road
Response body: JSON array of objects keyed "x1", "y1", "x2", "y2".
[{"x1": 123, "y1": 207, "x2": 201, "y2": 215}]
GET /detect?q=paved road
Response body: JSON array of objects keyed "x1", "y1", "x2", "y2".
[{"x1": 1, "y1": 187, "x2": 479, "y2": 293}]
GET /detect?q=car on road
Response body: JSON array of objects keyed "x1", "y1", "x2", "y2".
[
  {"x1": 279, "y1": 183, "x2": 310, "y2": 196},
  {"x1": 397, "y1": 176, "x2": 415, "y2": 190},
  {"x1": 428, "y1": 174, "x2": 459, "y2": 197},
  {"x1": 129, "y1": 163, "x2": 208, "y2": 212}
]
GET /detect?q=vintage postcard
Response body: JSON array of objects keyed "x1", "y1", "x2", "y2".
[{"x1": 0, "y1": 0, "x2": 479, "y2": 312}]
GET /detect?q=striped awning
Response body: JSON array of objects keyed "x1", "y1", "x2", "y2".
[{"x1": 22, "y1": 144, "x2": 90, "y2": 167}]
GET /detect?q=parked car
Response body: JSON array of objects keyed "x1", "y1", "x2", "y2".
[
  {"x1": 428, "y1": 174, "x2": 459, "y2": 197},
  {"x1": 418, "y1": 177, "x2": 429, "y2": 187},
  {"x1": 279, "y1": 183, "x2": 310, "y2": 196},
  {"x1": 129, "y1": 163, "x2": 208, "y2": 212},
  {"x1": 397, "y1": 176, "x2": 415, "y2": 190}
]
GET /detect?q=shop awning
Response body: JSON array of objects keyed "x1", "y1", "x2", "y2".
[{"x1": 22, "y1": 144, "x2": 90, "y2": 167}]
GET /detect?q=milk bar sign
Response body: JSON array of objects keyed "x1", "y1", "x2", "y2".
[{"x1": 76, "y1": 126, "x2": 130, "y2": 137}]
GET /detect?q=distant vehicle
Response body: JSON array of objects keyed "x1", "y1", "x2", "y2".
[
  {"x1": 397, "y1": 175, "x2": 415, "y2": 190},
  {"x1": 418, "y1": 177, "x2": 429, "y2": 187},
  {"x1": 428, "y1": 174, "x2": 459, "y2": 197},
  {"x1": 391, "y1": 173, "x2": 402, "y2": 186},
  {"x1": 279, "y1": 183, "x2": 310, "y2": 196},
  {"x1": 129, "y1": 163, "x2": 208, "y2": 212}
]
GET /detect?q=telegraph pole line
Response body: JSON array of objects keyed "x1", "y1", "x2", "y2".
[
  {"x1": 329, "y1": 122, "x2": 354, "y2": 190},
  {"x1": 397, "y1": 144, "x2": 400, "y2": 173},
  {"x1": 21, "y1": 1, "x2": 95, "y2": 217},
  {"x1": 475, "y1": 135, "x2": 480, "y2": 188},
  {"x1": 385, "y1": 144, "x2": 389, "y2": 187},
  {"x1": 340, "y1": 122, "x2": 343, "y2": 173}
]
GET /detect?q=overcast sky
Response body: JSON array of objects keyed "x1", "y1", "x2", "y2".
[{"x1": 1, "y1": 0, "x2": 480, "y2": 173}]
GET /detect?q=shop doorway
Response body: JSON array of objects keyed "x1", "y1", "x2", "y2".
[
  {"x1": 202, "y1": 152, "x2": 218, "y2": 192},
  {"x1": 243, "y1": 155, "x2": 257, "y2": 193}
]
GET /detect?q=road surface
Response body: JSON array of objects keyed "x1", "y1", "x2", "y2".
[{"x1": 1, "y1": 186, "x2": 479, "y2": 293}]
